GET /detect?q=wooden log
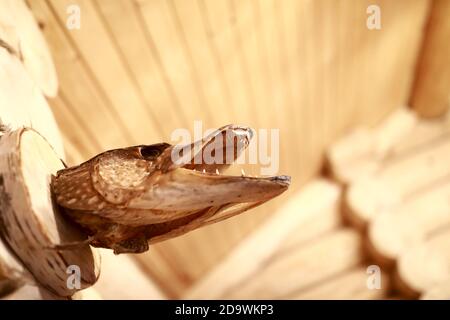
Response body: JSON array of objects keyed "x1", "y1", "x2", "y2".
[
  {"x1": 2, "y1": 284, "x2": 63, "y2": 300},
  {"x1": 368, "y1": 179, "x2": 450, "y2": 268},
  {"x1": 396, "y1": 227, "x2": 450, "y2": 298},
  {"x1": 293, "y1": 267, "x2": 390, "y2": 300},
  {"x1": 225, "y1": 229, "x2": 363, "y2": 299},
  {"x1": 0, "y1": 128, "x2": 100, "y2": 297},
  {"x1": 0, "y1": 237, "x2": 28, "y2": 297},
  {"x1": 327, "y1": 108, "x2": 450, "y2": 186},
  {"x1": 410, "y1": 0, "x2": 450, "y2": 118},
  {"x1": 184, "y1": 179, "x2": 341, "y2": 299},
  {"x1": 345, "y1": 133, "x2": 450, "y2": 229},
  {"x1": 0, "y1": 47, "x2": 64, "y2": 159},
  {"x1": 0, "y1": 0, "x2": 58, "y2": 97},
  {"x1": 326, "y1": 107, "x2": 417, "y2": 185},
  {"x1": 420, "y1": 279, "x2": 450, "y2": 300},
  {"x1": 280, "y1": 197, "x2": 342, "y2": 252}
]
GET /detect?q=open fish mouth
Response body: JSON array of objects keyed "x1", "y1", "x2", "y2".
[
  {"x1": 130, "y1": 124, "x2": 291, "y2": 215},
  {"x1": 52, "y1": 124, "x2": 290, "y2": 253}
]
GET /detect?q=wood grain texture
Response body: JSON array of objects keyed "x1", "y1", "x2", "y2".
[
  {"x1": 410, "y1": 0, "x2": 450, "y2": 118},
  {"x1": 29, "y1": 0, "x2": 430, "y2": 296}
]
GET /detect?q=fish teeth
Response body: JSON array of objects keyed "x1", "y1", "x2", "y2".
[
  {"x1": 241, "y1": 169, "x2": 245, "y2": 177},
  {"x1": 202, "y1": 169, "x2": 206, "y2": 174},
  {"x1": 215, "y1": 168, "x2": 219, "y2": 175}
]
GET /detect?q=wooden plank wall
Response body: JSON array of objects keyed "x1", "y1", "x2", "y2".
[{"x1": 28, "y1": 0, "x2": 429, "y2": 297}]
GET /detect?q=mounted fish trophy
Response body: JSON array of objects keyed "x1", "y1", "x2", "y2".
[
  {"x1": 52, "y1": 125, "x2": 290, "y2": 254},
  {"x1": 0, "y1": 124, "x2": 289, "y2": 298}
]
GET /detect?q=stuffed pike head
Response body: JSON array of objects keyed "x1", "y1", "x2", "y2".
[{"x1": 52, "y1": 125, "x2": 290, "y2": 254}]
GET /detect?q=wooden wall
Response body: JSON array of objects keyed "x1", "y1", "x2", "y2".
[{"x1": 28, "y1": 0, "x2": 430, "y2": 297}]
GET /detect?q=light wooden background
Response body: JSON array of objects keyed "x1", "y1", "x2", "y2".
[{"x1": 28, "y1": 0, "x2": 430, "y2": 297}]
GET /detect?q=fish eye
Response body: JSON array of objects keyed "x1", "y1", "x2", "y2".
[{"x1": 140, "y1": 143, "x2": 170, "y2": 160}]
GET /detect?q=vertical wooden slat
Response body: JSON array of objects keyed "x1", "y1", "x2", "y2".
[
  {"x1": 168, "y1": 0, "x2": 226, "y2": 127},
  {"x1": 136, "y1": 0, "x2": 214, "y2": 128},
  {"x1": 49, "y1": 93, "x2": 101, "y2": 159},
  {"x1": 92, "y1": 0, "x2": 186, "y2": 139},
  {"x1": 28, "y1": 0, "x2": 130, "y2": 150},
  {"x1": 48, "y1": 0, "x2": 163, "y2": 144},
  {"x1": 201, "y1": 0, "x2": 254, "y2": 125}
]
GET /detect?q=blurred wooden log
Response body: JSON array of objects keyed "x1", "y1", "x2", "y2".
[
  {"x1": 225, "y1": 229, "x2": 363, "y2": 299},
  {"x1": 293, "y1": 267, "x2": 390, "y2": 300},
  {"x1": 410, "y1": 0, "x2": 450, "y2": 118},
  {"x1": 0, "y1": 128, "x2": 100, "y2": 297},
  {"x1": 0, "y1": 47, "x2": 64, "y2": 159},
  {"x1": 2, "y1": 284, "x2": 63, "y2": 300},
  {"x1": 327, "y1": 108, "x2": 450, "y2": 232},
  {"x1": 326, "y1": 107, "x2": 417, "y2": 185},
  {"x1": 368, "y1": 179, "x2": 450, "y2": 268},
  {"x1": 281, "y1": 197, "x2": 342, "y2": 252},
  {"x1": 0, "y1": 0, "x2": 58, "y2": 97},
  {"x1": 396, "y1": 227, "x2": 450, "y2": 298},
  {"x1": 0, "y1": 237, "x2": 28, "y2": 297},
  {"x1": 345, "y1": 129, "x2": 450, "y2": 229},
  {"x1": 421, "y1": 279, "x2": 450, "y2": 300},
  {"x1": 391, "y1": 111, "x2": 450, "y2": 154},
  {"x1": 93, "y1": 249, "x2": 166, "y2": 300},
  {"x1": 185, "y1": 179, "x2": 341, "y2": 299},
  {"x1": 327, "y1": 107, "x2": 450, "y2": 187}
]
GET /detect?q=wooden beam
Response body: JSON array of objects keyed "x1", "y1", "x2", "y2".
[
  {"x1": 293, "y1": 267, "x2": 390, "y2": 300},
  {"x1": 396, "y1": 227, "x2": 450, "y2": 298},
  {"x1": 368, "y1": 179, "x2": 450, "y2": 268},
  {"x1": 0, "y1": 0, "x2": 58, "y2": 97},
  {"x1": 421, "y1": 279, "x2": 450, "y2": 299},
  {"x1": 326, "y1": 107, "x2": 417, "y2": 185},
  {"x1": 410, "y1": 0, "x2": 450, "y2": 118},
  {"x1": 0, "y1": 128, "x2": 100, "y2": 297},
  {"x1": 0, "y1": 238, "x2": 26, "y2": 297},
  {"x1": 224, "y1": 229, "x2": 363, "y2": 299},
  {"x1": 0, "y1": 47, "x2": 64, "y2": 159},
  {"x1": 345, "y1": 124, "x2": 450, "y2": 229}
]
